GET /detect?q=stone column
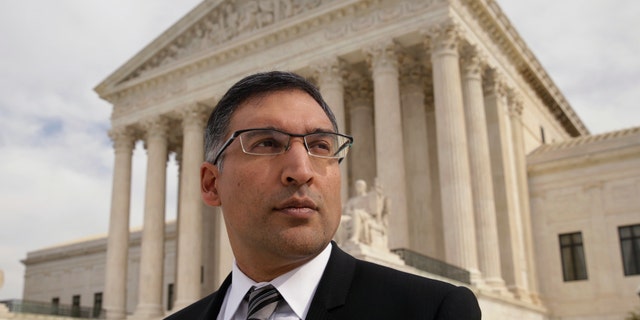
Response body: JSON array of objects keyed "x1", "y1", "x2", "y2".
[
  {"x1": 424, "y1": 74, "x2": 445, "y2": 260},
  {"x1": 365, "y1": 40, "x2": 409, "y2": 250},
  {"x1": 427, "y1": 24, "x2": 480, "y2": 277},
  {"x1": 508, "y1": 92, "x2": 539, "y2": 303},
  {"x1": 173, "y1": 105, "x2": 207, "y2": 311},
  {"x1": 346, "y1": 71, "x2": 376, "y2": 193},
  {"x1": 104, "y1": 127, "x2": 135, "y2": 320},
  {"x1": 399, "y1": 57, "x2": 432, "y2": 255},
  {"x1": 314, "y1": 58, "x2": 348, "y2": 201},
  {"x1": 483, "y1": 70, "x2": 529, "y2": 300},
  {"x1": 460, "y1": 45, "x2": 505, "y2": 291},
  {"x1": 133, "y1": 116, "x2": 169, "y2": 318}
]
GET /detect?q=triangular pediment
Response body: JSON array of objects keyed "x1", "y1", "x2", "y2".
[{"x1": 95, "y1": 0, "x2": 340, "y2": 99}]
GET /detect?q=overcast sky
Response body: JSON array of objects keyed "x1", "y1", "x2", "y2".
[{"x1": 0, "y1": 1, "x2": 638, "y2": 301}]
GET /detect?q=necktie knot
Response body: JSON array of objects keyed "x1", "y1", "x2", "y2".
[{"x1": 247, "y1": 284, "x2": 282, "y2": 320}]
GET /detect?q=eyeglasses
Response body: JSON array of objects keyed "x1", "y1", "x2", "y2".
[{"x1": 212, "y1": 128, "x2": 354, "y2": 165}]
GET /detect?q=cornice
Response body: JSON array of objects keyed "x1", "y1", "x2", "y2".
[
  {"x1": 457, "y1": 0, "x2": 589, "y2": 137},
  {"x1": 22, "y1": 222, "x2": 178, "y2": 266},
  {"x1": 530, "y1": 126, "x2": 640, "y2": 157},
  {"x1": 527, "y1": 126, "x2": 640, "y2": 175}
]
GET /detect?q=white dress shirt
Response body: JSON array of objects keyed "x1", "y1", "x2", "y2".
[{"x1": 216, "y1": 243, "x2": 332, "y2": 320}]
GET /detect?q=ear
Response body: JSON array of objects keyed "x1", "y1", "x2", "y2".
[{"x1": 201, "y1": 162, "x2": 222, "y2": 206}]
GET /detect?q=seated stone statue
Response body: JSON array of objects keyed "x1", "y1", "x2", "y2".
[{"x1": 340, "y1": 179, "x2": 390, "y2": 248}]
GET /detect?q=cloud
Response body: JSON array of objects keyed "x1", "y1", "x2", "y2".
[
  {"x1": 0, "y1": 0, "x2": 638, "y2": 302},
  {"x1": 0, "y1": 0, "x2": 197, "y2": 300},
  {"x1": 499, "y1": 0, "x2": 640, "y2": 133}
]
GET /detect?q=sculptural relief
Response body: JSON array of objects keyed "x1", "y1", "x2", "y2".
[{"x1": 125, "y1": 0, "x2": 336, "y2": 82}]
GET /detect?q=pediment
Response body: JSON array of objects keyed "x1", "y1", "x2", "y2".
[{"x1": 95, "y1": 0, "x2": 339, "y2": 99}]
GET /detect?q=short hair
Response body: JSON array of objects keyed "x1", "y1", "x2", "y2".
[{"x1": 204, "y1": 71, "x2": 339, "y2": 166}]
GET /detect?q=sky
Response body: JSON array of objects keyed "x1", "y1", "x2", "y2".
[{"x1": 0, "y1": 0, "x2": 638, "y2": 301}]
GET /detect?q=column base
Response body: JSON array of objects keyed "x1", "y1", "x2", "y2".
[
  {"x1": 130, "y1": 303, "x2": 163, "y2": 320},
  {"x1": 507, "y1": 285, "x2": 534, "y2": 304},
  {"x1": 468, "y1": 268, "x2": 483, "y2": 287},
  {"x1": 477, "y1": 277, "x2": 512, "y2": 297},
  {"x1": 104, "y1": 306, "x2": 127, "y2": 320}
]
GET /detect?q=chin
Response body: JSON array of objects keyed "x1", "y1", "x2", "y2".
[{"x1": 276, "y1": 231, "x2": 330, "y2": 257}]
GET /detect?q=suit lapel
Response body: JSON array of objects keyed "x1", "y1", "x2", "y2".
[
  {"x1": 306, "y1": 243, "x2": 356, "y2": 320},
  {"x1": 199, "y1": 273, "x2": 232, "y2": 320}
]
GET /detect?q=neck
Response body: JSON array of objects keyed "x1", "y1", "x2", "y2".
[{"x1": 236, "y1": 255, "x2": 316, "y2": 283}]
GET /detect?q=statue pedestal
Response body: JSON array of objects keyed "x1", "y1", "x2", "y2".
[
  {"x1": 340, "y1": 240, "x2": 406, "y2": 267},
  {"x1": 0, "y1": 303, "x2": 10, "y2": 317}
]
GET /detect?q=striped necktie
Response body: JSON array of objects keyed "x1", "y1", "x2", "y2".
[{"x1": 247, "y1": 284, "x2": 283, "y2": 320}]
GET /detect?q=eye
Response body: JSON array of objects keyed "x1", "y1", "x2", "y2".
[
  {"x1": 248, "y1": 138, "x2": 285, "y2": 153},
  {"x1": 306, "y1": 136, "x2": 334, "y2": 156},
  {"x1": 240, "y1": 130, "x2": 290, "y2": 155}
]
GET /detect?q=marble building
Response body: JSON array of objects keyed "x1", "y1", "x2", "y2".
[{"x1": 17, "y1": 0, "x2": 640, "y2": 319}]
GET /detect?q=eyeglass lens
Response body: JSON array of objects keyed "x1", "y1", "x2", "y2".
[{"x1": 239, "y1": 129, "x2": 349, "y2": 158}]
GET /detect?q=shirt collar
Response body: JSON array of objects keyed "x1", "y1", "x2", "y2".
[{"x1": 223, "y1": 242, "x2": 332, "y2": 319}]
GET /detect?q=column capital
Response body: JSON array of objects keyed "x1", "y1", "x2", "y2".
[
  {"x1": 108, "y1": 126, "x2": 136, "y2": 152},
  {"x1": 345, "y1": 70, "x2": 373, "y2": 108},
  {"x1": 364, "y1": 40, "x2": 399, "y2": 75},
  {"x1": 424, "y1": 21, "x2": 462, "y2": 56},
  {"x1": 142, "y1": 116, "x2": 170, "y2": 140},
  {"x1": 483, "y1": 68, "x2": 508, "y2": 98},
  {"x1": 460, "y1": 44, "x2": 485, "y2": 80},
  {"x1": 312, "y1": 56, "x2": 346, "y2": 85},
  {"x1": 507, "y1": 90, "x2": 524, "y2": 118},
  {"x1": 400, "y1": 54, "x2": 426, "y2": 88},
  {"x1": 180, "y1": 103, "x2": 209, "y2": 128}
]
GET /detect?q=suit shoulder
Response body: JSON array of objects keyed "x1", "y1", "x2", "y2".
[
  {"x1": 353, "y1": 259, "x2": 469, "y2": 295},
  {"x1": 329, "y1": 259, "x2": 481, "y2": 319}
]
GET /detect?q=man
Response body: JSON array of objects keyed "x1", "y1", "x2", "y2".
[{"x1": 166, "y1": 71, "x2": 481, "y2": 320}]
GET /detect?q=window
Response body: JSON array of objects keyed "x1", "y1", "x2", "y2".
[
  {"x1": 51, "y1": 297, "x2": 60, "y2": 315},
  {"x1": 93, "y1": 292, "x2": 103, "y2": 318},
  {"x1": 540, "y1": 126, "x2": 546, "y2": 144},
  {"x1": 559, "y1": 232, "x2": 588, "y2": 281},
  {"x1": 167, "y1": 283, "x2": 174, "y2": 311},
  {"x1": 619, "y1": 224, "x2": 640, "y2": 276},
  {"x1": 71, "y1": 295, "x2": 81, "y2": 317}
]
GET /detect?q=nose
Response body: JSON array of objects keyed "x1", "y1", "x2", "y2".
[{"x1": 280, "y1": 138, "x2": 314, "y2": 186}]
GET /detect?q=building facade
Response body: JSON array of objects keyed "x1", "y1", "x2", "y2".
[{"x1": 18, "y1": 0, "x2": 640, "y2": 319}]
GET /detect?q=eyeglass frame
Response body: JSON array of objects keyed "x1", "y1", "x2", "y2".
[{"x1": 211, "y1": 128, "x2": 354, "y2": 165}]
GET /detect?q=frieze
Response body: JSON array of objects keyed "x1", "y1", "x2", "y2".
[
  {"x1": 325, "y1": 0, "x2": 446, "y2": 41},
  {"x1": 124, "y1": 0, "x2": 338, "y2": 83}
]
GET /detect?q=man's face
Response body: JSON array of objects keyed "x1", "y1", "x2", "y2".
[{"x1": 201, "y1": 89, "x2": 342, "y2": 275}]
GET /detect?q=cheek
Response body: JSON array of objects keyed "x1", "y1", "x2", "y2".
[
  {"x1": 221, "y1": 166, "x2": 272, "y2": 209},
  {"x1": 323, "y1": 168, "x2": 343, "y2": 216}
]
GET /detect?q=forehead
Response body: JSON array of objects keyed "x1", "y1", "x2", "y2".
[{"x1": 229, "y1": 89, "x2": 334, "y2": 132}]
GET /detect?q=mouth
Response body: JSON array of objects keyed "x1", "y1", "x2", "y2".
[{"x1": 274, "y1": 198, "x2": 318, "y2": 218}]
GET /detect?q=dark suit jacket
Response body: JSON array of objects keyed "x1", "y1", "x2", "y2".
[{"x1": 165, "y1": 244, "x2": 481, "y2": 319}]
